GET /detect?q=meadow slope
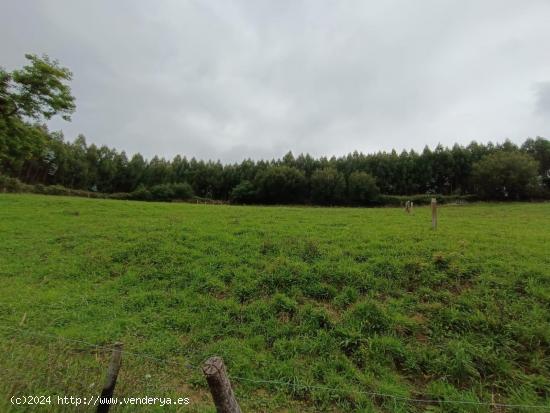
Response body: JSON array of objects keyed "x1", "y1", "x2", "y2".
[{"x1": 0, "y1": 194, "x2": 549, "y2": 412}]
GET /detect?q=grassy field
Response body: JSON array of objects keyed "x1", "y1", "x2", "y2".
[{"x1": 0, "y1": 194, "x2": 549, "y2": 412}]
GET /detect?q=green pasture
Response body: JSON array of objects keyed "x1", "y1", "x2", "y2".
[{"x1": 0, "y1": 194, "x2": 549, "y2": 412}]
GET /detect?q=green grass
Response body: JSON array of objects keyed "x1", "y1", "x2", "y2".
[{"x1": 1, "y1": 194, "x2": 549, "y2": 412}]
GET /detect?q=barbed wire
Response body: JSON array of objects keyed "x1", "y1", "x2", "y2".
[
  {"x1": 229, "y1": 375, "x2": 550, "y2": 410},
  {"x1": 0, "y1": 322, "x2": 200, "y2": 370},
  {"x1": 1, "y1": 321, "x2": 549, "y2": 410}
]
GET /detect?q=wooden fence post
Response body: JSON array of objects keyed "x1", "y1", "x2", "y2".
[
  {"x1": 203, "y1": 357, "x2": 242, "y2": 413},
  {"x1": 97, "y1": 342, "x2": 123, "y2": 413},
  {"x1": 431, "y1": 198, "x2": 437, "y2": 229}
]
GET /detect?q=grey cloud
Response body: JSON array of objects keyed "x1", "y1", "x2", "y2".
[
  {"x1": 535, "y1": 82, "x2": 550, "y2": 116},
  {"x1": 1, "y1": 0, "x2": 549, "y2": 162}
]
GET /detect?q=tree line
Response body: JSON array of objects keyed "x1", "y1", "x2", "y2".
[{"x1": 2, "y1": 55, "x2": 549, "y2": 204}]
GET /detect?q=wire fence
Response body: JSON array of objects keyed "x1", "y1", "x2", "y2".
[
  {"x1": 0, "y1": 322, "x2": 198, "y2": 370},
  {"x1": 1, "y1": 320, "x2": 549, "y2": 411}
]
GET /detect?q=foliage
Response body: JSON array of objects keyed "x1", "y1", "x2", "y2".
[
  {"x1": 130, "y1": 185, "x2": 152, "y2": 201},
  {"x1": 149, "y1": 183, "x2": 175, "y2": 201},
  {"x1": 347, "y1": 171, "x2": 380, "y2": 204},
  {"x1": 472, "y1": 151, "x2": 540, "y2": 199},
  {"x1": 230, "y1": 180, "x2": 257, "y2": 203},
  {"x1": 171, "y1": 182, "x2": 193, "y2": 200},
  {"x1": 1, "y1": 195, "x2": 549, "y2": 412},
  {"x1": 0, "y1": 174, "x2": 198, "y2": 203},
  {"x1": 255, "y1": 166, "x2": 307, "y2": 203},
  {"x1": 522, "y1": 137, "x2": 550, "y2": 188},
  {"x1": 310, "y1": 167, "x2": 346, "y2": 204},
  {"x1": 2, "y1": 135, "x2": 548, "y2": 205},
  {"x1": 0, "y1": 54, "x2": 75, "y2": 122},
  {"x1": 1, "y1": 55, "x2": 550, "y2": 205}
]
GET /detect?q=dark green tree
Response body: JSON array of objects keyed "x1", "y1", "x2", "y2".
[
  {"x1": 310, "y1": 168, "x2": 346, "y2": 204},
  {"x1": 0, "y1": 55, "x2": 75, "y2": 178},
  {"x1": 255, "y1": 166, "x2": 306, "y2": 203},
  {"x1": 172, "y1": 182, "x2": 194, "y2": 199},
  {"x1": 230, "y1": 180, "x2": 257, "y2": 203},
  {"x1": 348, "y1": 171, "x2": 380, "y2": 204},
  {"x1": 0, "y1": 54, "x2": 75, "y2": 121},
  {"x1": 472, "y1": 152, "x2": 540, "y2": 199},
  {"x1": 522, "y1": 137, "x2": 550, "y2": 189}
]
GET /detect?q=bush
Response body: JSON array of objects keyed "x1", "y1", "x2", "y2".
[
  {"x1": 33, "y1": 183, "x2": 46, "y2": 193},
  {"x1": 378, "y1": 194, "x2": 478, "y2": 206},
  {"x1": 348, "y1": 171, "x2": 380, "y2": 204},
  {"x1": 42, "y1": 185, "x2": 71, "y2": 196},
  {"x1": 376, "y1": 195, "x2": 401, "y2": 206},
  {"x1": 255, "y1": 166, "x2": 307, "y2": 204},
  {"x1": 70, "y1": 189, "x2": 104, "y2": 198},
  {"x1": 230, "y1": 180, "x2": 257, "y2": 204},
  {"x1": 310, "y1": 168, "x2": 346, "y2": 204},
  {"x1": 108, "y1": 192, "x2": 131, "y2": 200},
  {"x1": 172, "y1": 182, "x2": 193, "y2": 200},
  {"x1": 0, "y1": 174, "x2": 24, "y2": 192},
  {"x1": 149, "y1": 184, "x2": 175, "y2": 201},
  {"x1": 131, "y1": 185, "x2": 152, "y2": 201},
  {"x1": 129, "y1": 183, "x2": 192, "y2": 202},
  {"x1": 0, "y1": 177, "x2": 110, "y2": 198},
  {"x1": 472, "y1": 152, "x2": 540, "y2": 200}
]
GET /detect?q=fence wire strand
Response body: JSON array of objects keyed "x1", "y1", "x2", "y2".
[
  {"x1": 229, "y1": 375, "x2": 550, "y2": 410},
  {"x1": 1, "y1": 321, "x2": 549, "y2": 410},
  {"x1": 0, "y1": 321, "x2": 199, "y2": 370}
]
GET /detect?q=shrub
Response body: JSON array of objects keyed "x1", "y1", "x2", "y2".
[
  {"x1": 172, "y1": 182, "x2": 193, "y2": 200},
  {"x1": 255, "y1": 166, "x2": 307, "y2": 204},
  {"x1": 0, "y1": 174, "x2": 24, "y2": 192},
  {"x1": 310, "y1": 168, "x2": 346, "y2": 204},
  {"x1": 33, "y1": 184, "x2": 46, "y2": 193},
  {"x1": 70, "y1": 189, "x2": 104, "y2": 198},
  {"x1": 149, "y1": 184, "x2": 175, "y2": 201},
  {"x1": 230, "y1": 180, "x2": 257, "y2": 204},
  {"x1": 472, "y1": 151, "x2": 540, "y2": 200},
  {"x1": 348, "y1": 171, "x2": 380, "y2": 204},
  {"x1": 108, "y1": 192, "x2": 131, "y2": 200},
  {"x1": 42, "y1": 185, "x2": 71, "y2": 196},
  {"x1": 378, "y1": 194, "x2": 478, "y2": 206},
  {"x1": 131, "y1": 185, "x2": 152, "y2": 201}
]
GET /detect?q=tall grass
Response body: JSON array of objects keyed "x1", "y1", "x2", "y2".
[{"x1": 0, "y1": 194, "x2": 549, "y2": 412}]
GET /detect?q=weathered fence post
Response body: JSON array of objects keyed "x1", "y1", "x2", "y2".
[
  {"x1": 202, "y1": 357, "x2": 242, "y2": 413},
  {"x1": 431, "y1": 198, "x2": 437, "y2": 229},
  {"x1": 97, "y1": 342, "x2": 123, "y2": 413}
]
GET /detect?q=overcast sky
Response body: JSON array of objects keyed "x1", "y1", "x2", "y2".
[{"x1": 2, "y1": 0, "x2": 549, "y2": 162}]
